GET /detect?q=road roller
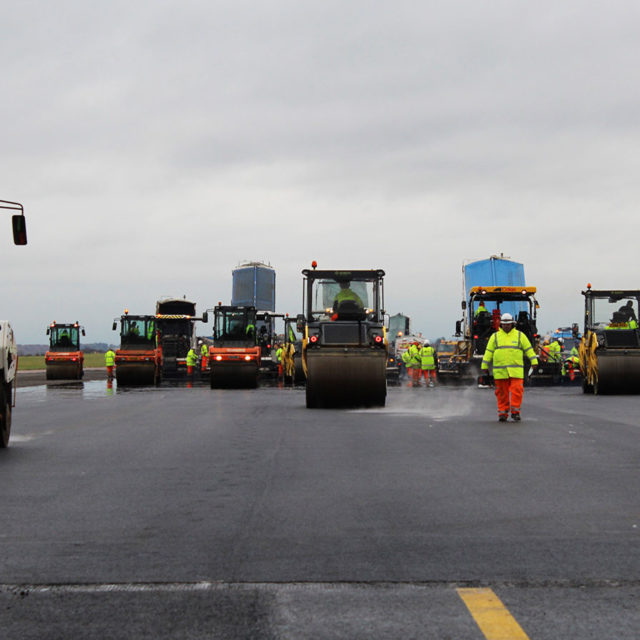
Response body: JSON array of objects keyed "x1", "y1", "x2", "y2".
[
  {"x1": 300, "y1": 265, "x2": 388, "y2": 408},
  {"x1": 580, "y1": 286, "x2": 640, "y2": 394},
  {"x1": 112, "y1": 311, "x2": 160, "y2": 385},
  {"x1": 209, "y1": 304, "x2": 260, "y2": 388},
  {"x1": 44, "y1": 321, "x2": 85, "y2": 380}
]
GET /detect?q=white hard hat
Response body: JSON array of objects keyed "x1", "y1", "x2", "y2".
[
  {"x1": 423, "y1": 339, "x2": 430, "y2": 346},
  {"x1": 557, "y1": 337, "x2": 564, "y2": 343},
  {"x1": 500, "y1": 312, "x2": 514, "y2": 323}
]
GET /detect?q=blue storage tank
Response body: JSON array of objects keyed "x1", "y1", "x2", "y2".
[
  {"x1": 231, "y1": 262, "x2": 276, "y2": 311},
  {"x1": 464, "y1": 255, "x2": 526, "y2": 317}
]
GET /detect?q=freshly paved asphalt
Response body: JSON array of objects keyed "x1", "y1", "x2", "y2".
[{"x1": 1, "y1": 378, "x2": 638, "y2": 638}]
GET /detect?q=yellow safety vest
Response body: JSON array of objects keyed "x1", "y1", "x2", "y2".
[
  {"x1": 105, "y1": 350, "x2": 116, "y2": 367},
  {"x1": 408, "y1": 344, "x2": 421, "y2": 367},
  {"x1": 481, "y1": 328, "x2": 538, "y2": 379},
  {"x1": 420, "y1": 346, "x2": 436, "y2": 370}
]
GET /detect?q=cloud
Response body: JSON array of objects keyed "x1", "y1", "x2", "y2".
[{"x1": 2, "y1": 1, "x2": 640, "y2": 342}]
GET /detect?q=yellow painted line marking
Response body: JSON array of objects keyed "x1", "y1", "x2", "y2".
[{"x1": 457, "y1": 587, "x2": 530, "y2": 640}]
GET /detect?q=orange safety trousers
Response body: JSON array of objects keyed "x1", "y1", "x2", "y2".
[
  {"x1": 418, "y1": 369, "x2": 436, "y2": 380},
  {"x1": 201, "y1": 356, "x2": 208, "y2": 371},
  {"x1": 494, "y1": 377, "x2": 524, "y2": 414},
  {"x1": 106, "y1": 366, "x2": 114, "y2": 379}
]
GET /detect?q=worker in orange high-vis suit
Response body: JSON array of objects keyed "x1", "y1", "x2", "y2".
[
  {"x1": 199, "y1": 341, "x2": 208, "y2": 372},
  {"x1": 481, "y1": 312, "x2": 538, "y2": 422},
  {"x1": 105, "y1": 348, "x2": 116, "y2": 381},
  {"x1": 186, "y1": 347, "x2": 198, "y2": 376},
  {"x1": 275, "y1": 344, "x2": 284, "y2": 377},
  {"x1": 418, "y1": 339, "x2": 437, "y2": 387},
  {"x1": 408, "y1": 340, "x2": 422, "y2": 386}
]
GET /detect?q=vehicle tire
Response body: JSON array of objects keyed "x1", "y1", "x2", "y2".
[{"x1": 0, "y1": 383, "x2": 12, "y2": 448}]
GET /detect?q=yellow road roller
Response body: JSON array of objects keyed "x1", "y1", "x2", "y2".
[
  {"x1": 580, "y1": 286, "x2": 640, "y2": 394},
  {"x1": 299, "y1": 265, "x2": 387, "y2": 408}
]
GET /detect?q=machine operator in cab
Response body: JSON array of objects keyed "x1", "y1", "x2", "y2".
[
  {"x1": 333, "y1": 281, "x2": 364, "y2": 310},
  {"x1": 331, "y1": 280, "x2": 365, "y2": 320}
]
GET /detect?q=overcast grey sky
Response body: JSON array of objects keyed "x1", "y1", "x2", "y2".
[{"x1": 3, "y1": 1, "x2": 640, "y2": 344}]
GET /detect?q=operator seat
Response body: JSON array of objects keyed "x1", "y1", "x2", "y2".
[{"x1": 335, "y1": 300, "x2": 366, "y2": 321}]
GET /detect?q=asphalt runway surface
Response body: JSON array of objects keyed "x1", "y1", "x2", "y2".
[{"x1": 1, "y1": 377, "x2": 638, "y2": 639}]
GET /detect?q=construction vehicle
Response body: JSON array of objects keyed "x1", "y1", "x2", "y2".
[
  {"x1": 209, "y1": 304, "x2": 261, "y2": 388},
  {"x1": 1, "y1": 199, "x2": 27, "y2": 447},
  {"x1": 435, "y1": 339, "x2": 474, "y2": 383},
  {"x1": 385, "y1": 314, "x2": 410, "y2": 383},
  {"x1": 456, "y1": 285, "x2": 541, "y2": 382},
  {"x1": 155, "y1": 297, "x2": 208, "y2": 379},
  {"x1": 45, "y1": 321, "x2": 85, "y2": 380},
  {"x1": 300, "y1": 265, "x2": 387, "y2": 408},
  {"x1": 580, "y1": 286, "x2": 640, "y2": 394},
  {"x1": 112, "y1": 311, "x2": 160, "y2": 385},
  {"x1": 283, "y1": 314, "x2": 305, "y2": 384}
]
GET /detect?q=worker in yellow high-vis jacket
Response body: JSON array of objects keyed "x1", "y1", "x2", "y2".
[{"x1": 481, "y1": 313, "x2": 538, "y2": 422}]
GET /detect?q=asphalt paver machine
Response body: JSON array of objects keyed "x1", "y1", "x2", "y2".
[
  {"x1": 580, "y1": 286, "x2": 640, "y2": 394},
  {"x1": 456, "y1": 285, "x2": 541, "y2": 383},
  {"x1": 300, "y1": 265, "x2": 388, "y2": 408},
  {"x1": 45, "y1": 321, "x2": 85, "y2": 380}
]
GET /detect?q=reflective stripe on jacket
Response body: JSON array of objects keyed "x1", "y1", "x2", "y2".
[
  {"x1": 481, "y1": 328, "x2": 538, "y2": 379},
  {"x1": 105, "y1": 350, "x2": 116, "y2": 367},
  {"x1": 420, "y1": 346, "x2": 436, "y2": 370}
]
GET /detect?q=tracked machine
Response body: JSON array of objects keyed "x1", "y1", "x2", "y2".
[
  {"x1": 112, "y1": 312, "x2": 160, "y2": 385},
  {"x1": 45, "y1": 322, "x2": 85, "y2": 380},
  {"x1": 209, "y1": 305, "x2": 261, "y2": 388},
  {"x1": 300, "y1": 265, "x2": 387, "y2": 408},
  {"x1": 155, "y1": 298, "x2": 208, "y2": 379},
  {"x1": 1, "y1": 199, "x2": 27, "y2": 447},
  {"x1": 580, "y1": 286, "x2": 640, "y2": 394}
]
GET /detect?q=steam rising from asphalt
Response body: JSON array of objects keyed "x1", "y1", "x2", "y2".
[{"x1": 352, "y1": 385, "x2": 483, "y2": 421}]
